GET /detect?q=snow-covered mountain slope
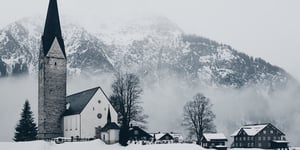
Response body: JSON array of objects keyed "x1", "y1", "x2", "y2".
[
  {"x1": 0, "y1": 17, "x2": 113, "y2": 76},
  {"x1": 0, "y1": 16, "x2": 297, "y2": 90}
]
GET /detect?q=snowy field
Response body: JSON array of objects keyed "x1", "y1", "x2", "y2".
[
  {"x1": 0, "y1": 140, "x2": 207, "y2": 150},
  {"x1": 0, "y1": 140, "x2": 299, "y2": 150}
]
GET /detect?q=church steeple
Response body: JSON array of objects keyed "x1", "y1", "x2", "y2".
[
  {"x1": 38, "y1": 0, "x2": 67, "y2": 139},
  {"x1": 107, "y1": 105, "x2": 111, "y2": 124},
  {"x1": 42, "y1": 0, "x2": 66, "y2": 57}
]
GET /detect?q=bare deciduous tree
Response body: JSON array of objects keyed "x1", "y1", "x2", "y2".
[
  {"x1": 109, "y1": 73, "x2": 148, "y2": 146},
  {"x1": 182, "y1": 93, "x2": 216, "y2": 145}
]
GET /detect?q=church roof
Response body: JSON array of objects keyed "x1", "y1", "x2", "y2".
[
  {"x1": 101, "y1": 122, "x2": 120, "y2": 132},
  {"x1": 42, "y1": 0, "x2": 66, "y2": 57},
  {"x1": 64, "y1": 87, "x2": 100, "y2": 116}
]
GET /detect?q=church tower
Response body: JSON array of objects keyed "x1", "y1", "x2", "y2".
[{"x1": 38, "y1": 0, "x2": 66, "y2": 139}]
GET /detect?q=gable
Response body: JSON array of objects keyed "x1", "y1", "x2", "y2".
[
  {"x1": 257, "y1": 123, "x2": 285, "y2": 136},
  {"x1": 129, "y1": 127, "x2": 152, "y2": 138},
  {"x1": 46, "y1": 37, "x2": 65, "y2": 59},
  {"x1": 159, "y1": 133, "x2": 174, "y2": 140},
  {"x1": 64, "y1": 87, "x2": 99, "y2": 116}
]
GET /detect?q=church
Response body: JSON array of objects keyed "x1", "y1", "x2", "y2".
[{"x1": 37, "y1": 0, "x2": 119, "y2": 142}]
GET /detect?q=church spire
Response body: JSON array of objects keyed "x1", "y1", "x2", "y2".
[
  {"x1": 107, "y1": 105, "x2": 111, "y2": 124},
  {"x1": 42, "y1": 0, "x2": 66, "y2": 57}
]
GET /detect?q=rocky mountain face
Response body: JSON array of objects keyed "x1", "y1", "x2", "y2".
[{"x1": 0, "y1": 16, "x2": 296, "y2": 90}]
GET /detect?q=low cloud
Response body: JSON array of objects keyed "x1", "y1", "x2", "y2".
[{"x1": 1, "y1": 74, "x2": 299, "y2": 146}]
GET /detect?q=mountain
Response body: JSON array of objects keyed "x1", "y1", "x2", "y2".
[
  {"x1": 0, "y1": 16, "x2": 296, "y2": 90},
  {"x1": 0, "y1": 17, "x2": 113, "y2": 77}
]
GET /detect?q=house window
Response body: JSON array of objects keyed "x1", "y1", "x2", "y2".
[
  {"x1": 103, "y1": 134, "x2": 105, "y2": 140},
  {"x1": 54, "y1": 62, "x2": 57, "y2": 66},
  {"x1": 262, "y1": 136, "x2": 266, "y2": 141},
  {"x1": 134, "y1": 130, "x2": 139, "y2": 135},
  {"x1": 267, "y1": 136, "x2": 271, "y2": 140},
  {"x1": 243, "y1": 137, "x2": 246, "y2": 141},
  {"x1": 98, "y1": 100, "x2": 101, "y2": 104},
  {"x1": 258, "y1": 137, "x2": 261, "y2": 141},
  {"x1": 258, "y1": 143, "x2": 262, "y2": 147},
  {"x1": 270, "y1": 130, "x2": 273, "y2": 134},
  {"x1": 93, "y1": 107, "x2": 95, "y2": 111},
  {"x1": 263, "y1": 130, "x2": 266, "y2": 134}
]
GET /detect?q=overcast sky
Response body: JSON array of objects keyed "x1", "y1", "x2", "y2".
[{"x1": 0, "y1": 0, "x2": 299, "y2": 80}]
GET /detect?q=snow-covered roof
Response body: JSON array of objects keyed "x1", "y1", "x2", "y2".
[
  {"x1": 272, "y1": 140, "x2": 289, "y2": 143},
  {"x1": 231, "y1": 124, "x2": 268, "y2": 136},
  {"x1": 170, "y1": 133, "x2": 184, "y2": 140},
  {"x1": 154, "y1": 133, "x2": 166, "y2": 140},
  {"x1": 203, "y1": 133, "x2": 227, "y2": 141}
]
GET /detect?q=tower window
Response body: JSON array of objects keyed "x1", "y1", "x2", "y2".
[{"x1": 54, "y1": 62, "x2": 57, "y2": 66}]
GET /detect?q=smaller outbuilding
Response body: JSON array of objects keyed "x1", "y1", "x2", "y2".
[
  {"x1": 201, "y1": 133, "x2": 228, "y2": 150},
  {"x1": 154, "y1": 132, "x2": 174, "y2": 144},
  {"x1": 100, "y1": 107, "x2": 120, "y2": 144},
  {"x1": 170, "y1": 132, "x2": 184, "y2": 143},
  {"x1": 128, "y1": 126, "x2": 153, "y2": 142}
]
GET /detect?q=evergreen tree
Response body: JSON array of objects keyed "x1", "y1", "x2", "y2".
[{"x1": 14, "y1": 100, "x2": 37, "y2": 141}]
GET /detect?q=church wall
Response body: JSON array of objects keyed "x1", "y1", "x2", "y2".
[
  {"x1": 101, "y1": 129, "x2": 119, "y2": 144},
  {"x1": 108, "y1": 129, "x2": 119, "y2": 144},
  {"x1": 80, "y1": 89, "x2": 118, "y2": 138},
  {"x1": 63, "y1": 114, "x2": 80, "y2": 138}
]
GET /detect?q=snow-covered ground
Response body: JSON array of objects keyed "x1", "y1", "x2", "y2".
[
  {"x1": 1, "y1": 140, "x2": 298, "y2": 150},
  {"x1": 0, "y1": 140, "x2": 206, "y2": 150}
]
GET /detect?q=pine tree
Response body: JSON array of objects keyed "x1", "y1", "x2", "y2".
[{"x1": 14, "y1": 100, "x2": 37, "y2": 141}]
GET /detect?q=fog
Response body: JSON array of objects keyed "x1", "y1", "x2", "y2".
[{"x1": 1, "y1": 74, "x2": 299, "y2": 146}]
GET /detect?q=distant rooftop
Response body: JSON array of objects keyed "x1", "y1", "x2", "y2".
[{"x1": 203, "y1": 133, "x2": 227, "y2": 141}]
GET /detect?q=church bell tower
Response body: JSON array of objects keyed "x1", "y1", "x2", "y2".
[{"x1": 38, "y1": 0, "x2": 66, "y2": 139}]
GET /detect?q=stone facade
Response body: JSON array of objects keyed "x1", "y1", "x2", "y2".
[{"x1": 38, "y1": 38, "x2": 66, "y2": 139}]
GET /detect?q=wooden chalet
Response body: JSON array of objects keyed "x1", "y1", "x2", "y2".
[
  {"x1": 128, "y1": 126, "x2": 152, "y2": 142},
  {"x1": 201, "y1": 133, "x2": 228, "y2": 150},
  {"x1": 231, "y1": 123, "x2": 288, "y2": 149}
]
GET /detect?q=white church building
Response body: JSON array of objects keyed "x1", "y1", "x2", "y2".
[
  {"x1": 37, "y1": 0, "x2": 120, "y2": 144},
  {"x1": 63, "y1": 87, "x2": 119, "y2": 139}
]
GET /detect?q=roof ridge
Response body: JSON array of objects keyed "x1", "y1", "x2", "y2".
[
  {"x1": 243, "y1": 123, "x2": 270, "y2": 126},
  {"x1": 67, "y1": 86, "x2": 100, "y2": 97}
]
